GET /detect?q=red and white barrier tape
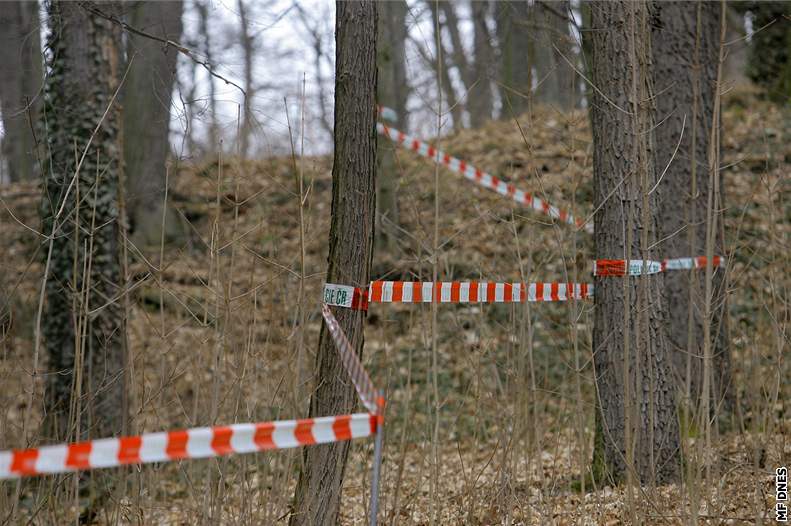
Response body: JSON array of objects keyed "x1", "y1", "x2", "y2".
[
  {"x1": 324, "y1": 281, "x2": 592, "y2": 310},
  {"x1": 0, "y1": 413, "x2": 375, "y2": 479},
  {"x1": 593, "y1": 259, "x2": 663, "y2": 277},
  {"x1": 661, "y1": 255, "x2": 724, "y2": 271},
  {"x1": 594, "y1": 256, "x2": 725, "y2": 276},
  {"x1": 376, "y1": 121, "x2": 592, "y2": 233},
  {"x1": 377, "y1": 105, "x2": 398, "y2": 123},
  {"x1": 321, "y1": 304, "x2": 379, "y2": 414}
]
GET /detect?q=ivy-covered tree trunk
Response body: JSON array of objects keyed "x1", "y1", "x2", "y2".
[
  {"x1": 123, "y1": 0, "x2": 184, "y2": 248},
  {"x1": 376, "y1": 0, "x2": 407, "y2": 250},
  {"x1": 41, "y1": 1, "x2": 126, "y2": 445},
  {"x1": 289, "y1": 2, "x2": 377, "y2": 524},
  {"x1": 0, "y1": 0, "x2": 43, "y2": 182},
  {"x1": 589, "y1": 1, "x2": 680, "y2": 485},
  {"x1": 652, "y1": 2, "x2": 731, "y2": 414}
]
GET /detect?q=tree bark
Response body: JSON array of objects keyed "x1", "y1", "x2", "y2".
[
  {"x1": 123, "y1": 0, "x2": 184, "y2": 247},
  {"x1": 723, "y1": 7, "x2": 748, "y2": 86},
  {"x1": 237, "y1": 0, "x2": 254, "y2": 159},
  {"x1": 0, "y1": 0, "x2": 42, "y2": 183},
  {"x1": 42, "y1": 0, "x2": 126, "y2": 445},
  {"x1": 289, "y1": 2, "x2": 377, "y2": 524},
  {"x1": 652, "y1": 2, "x2": 731, "y2": 415},
  {"x1": 426, "y1": 1, "x2": 464, "y2": 129},
  {"x1": 377, "y1": 0, "x2": 408, "y2": 250},
  {"x1": 195, "y1": 0, "x2": 219, "y2": 150},
  {"x1": 533, "y1": 2, "x2": 577, "y2": 109},
  {"x1": 469, "y1": 1, "x2": 495, "y2": 126},
  {"x1": 495, "y1": 1, "x2": 532, "y2": 117},
  {"x1": 589, "y1": 1, "x2": 680, "y2": 484},
  {"x1": 744, "y1": 2, "x2": 791, "y2": 104}
]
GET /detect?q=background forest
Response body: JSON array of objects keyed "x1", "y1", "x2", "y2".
[{"x1": 0, "y1": 1, "x2": 789, "y2": 525}]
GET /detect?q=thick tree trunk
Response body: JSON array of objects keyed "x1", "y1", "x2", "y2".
[
  {"x1": 42, "y1": 0, "x2": 126, "y2": 445},
  {"x1": 0, "y1": 0, "x2": 42, "y2": 183},
  {"x1": 589, "y1": 1, "x2": 680, "y2": 484},
  {"x1": 123, "y1": 0, "x2": 184, "y2": 247},
  {"x1": 377, "y1": 0, "x2": 408, "y2": 250},
  {"x1": 652, "y1": 2, "x2": 731, "y2": 414},
  {"x1": 469, "y1": 1, "x2": 495, "y2": 126},
  {"x1": 289, "y1": 2, "x2": 377, "y2": 524},
  {"x1": 495, "y1": 1, "x2": 532, "y2": 117}
]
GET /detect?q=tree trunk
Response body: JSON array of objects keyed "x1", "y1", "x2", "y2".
[
  {"x1": 237, "y1": 0, "x2": 254, "y2": 159},
  {"x1": 195, "y1": 0, "x2": 219, "y2": 150},
  {"x1": 0, "y1": 0, "x2": 42, "y2": 183},
  {"x1": 289, "y1": 2, "x2": 377, "y2": 524},
  {"x1": 377, "y1": 0, "x2": 408, "y2": 250},
  {"x1": 469, "y1": 1, "x2": 495, "y2": 126},
  {"x1": 42, "y1": 0, "x2": 126, "y2": 445},
  {"x1": 495, "y1": 1, "x2": 532, "y2": 117},
  {"x1": 123, "y1": 0, "x2": 183, "y2": 248},
  {"x1": 744, "y1": 3, "x2": 791, "y2": 104},
  {"x1": 533, "y1": 2, "x2": 577, "y2": 109},
  {"x1": 723, "y1": 7, "x2": 748, "y2": 86},
  {"x1": 546, "y1": 1, "x2": 577, "y2": 109},
  {"x1": 652, "y1": 2, "x2": 731, "y2": 415},
  {"x1": 426, "y1": 1, "x2": 464, "y2": 129},
  {"x1": 589, "y1": 1, "x2": 680, "y2": 485},
  {"x1": 532, "y1": 2, "x2": 559, "y2": 105}
]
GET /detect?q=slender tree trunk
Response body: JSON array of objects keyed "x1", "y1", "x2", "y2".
[
  {"x1": 532, "y1": 2, "x2": 576, "y2": 109},
  {"x1": 589, "y1": 1, "x2": 680, "y2": 485},
  {"x1": 195, "y1": 0, "x2": 219, "y2": 150},
  {"x1": 547, "y1": 1, "x2": 577, "y2": 109},
  {"x1": 0, "y1": 0, "x2": 42, "y2": 183},
  {"x1": 532, "y1": 2, "x2": 558, "y2": 105},
  {"x1": 289, "y1": 2, "x2": 377, "y2": 524},
  {"x1": 426, "y1": 1, "x2": 463, "y2": 129},
  {"x1": 377, "y1": 0, "x2": 408, "y2": 250},
  {"x1": 652, "y1": 2, "x2": 731, "y2": 415},
  {"x1": 439, "y1": 2, "x2": 473, "y2": 90},
  {"x1": 237, "y1": 0, "x2": 254, "y2": 159},
  {"x1": 123, "y1": 0, "x2": 184, "y2": 247},
  {"x1": 42, "y1": 0, "x2": 126, "y2": 445},
  {"x1": 495, "y1": 1, "x2": 532, "y2": 117},
  {"x1": 469, "y1": 1, "x2": 495, "y2": 126}
]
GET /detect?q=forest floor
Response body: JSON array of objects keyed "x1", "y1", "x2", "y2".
[{"x1": 0, "y1": 87, "x2": 789, "y2": 525}]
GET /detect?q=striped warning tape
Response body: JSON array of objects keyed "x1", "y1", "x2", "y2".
[
  {"x1": 662, "y1": 255, "x2": 725, "y2": 271},
  {"x1": 376, "y1": 121, "x2": 592, "y2": 233},
  {"x1": 0, "y1": 413, "x2": 375, "y2": 479},
  {"x1": 593, "y1": 259, "x2": 663, "y2": 277},
  {"x1": 594, "y1": 256, "x2": 725, "y2": 276},
  {"x1": 324, "y1": 281, "x2": 593, "y2": 310},
  {"x1": 0, "y1": 305, "x2": 384, "y2": 480},
  {"x1": 321, "y1": 304, "x2": 379, "y2": 414},
  {"x1": 377, "y1": 105, "x2": 398, "y2": 122}
]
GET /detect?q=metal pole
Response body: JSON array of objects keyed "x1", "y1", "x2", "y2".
[{"x1": 369, "y1": 391, "x2": 385, "y2": 526}]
